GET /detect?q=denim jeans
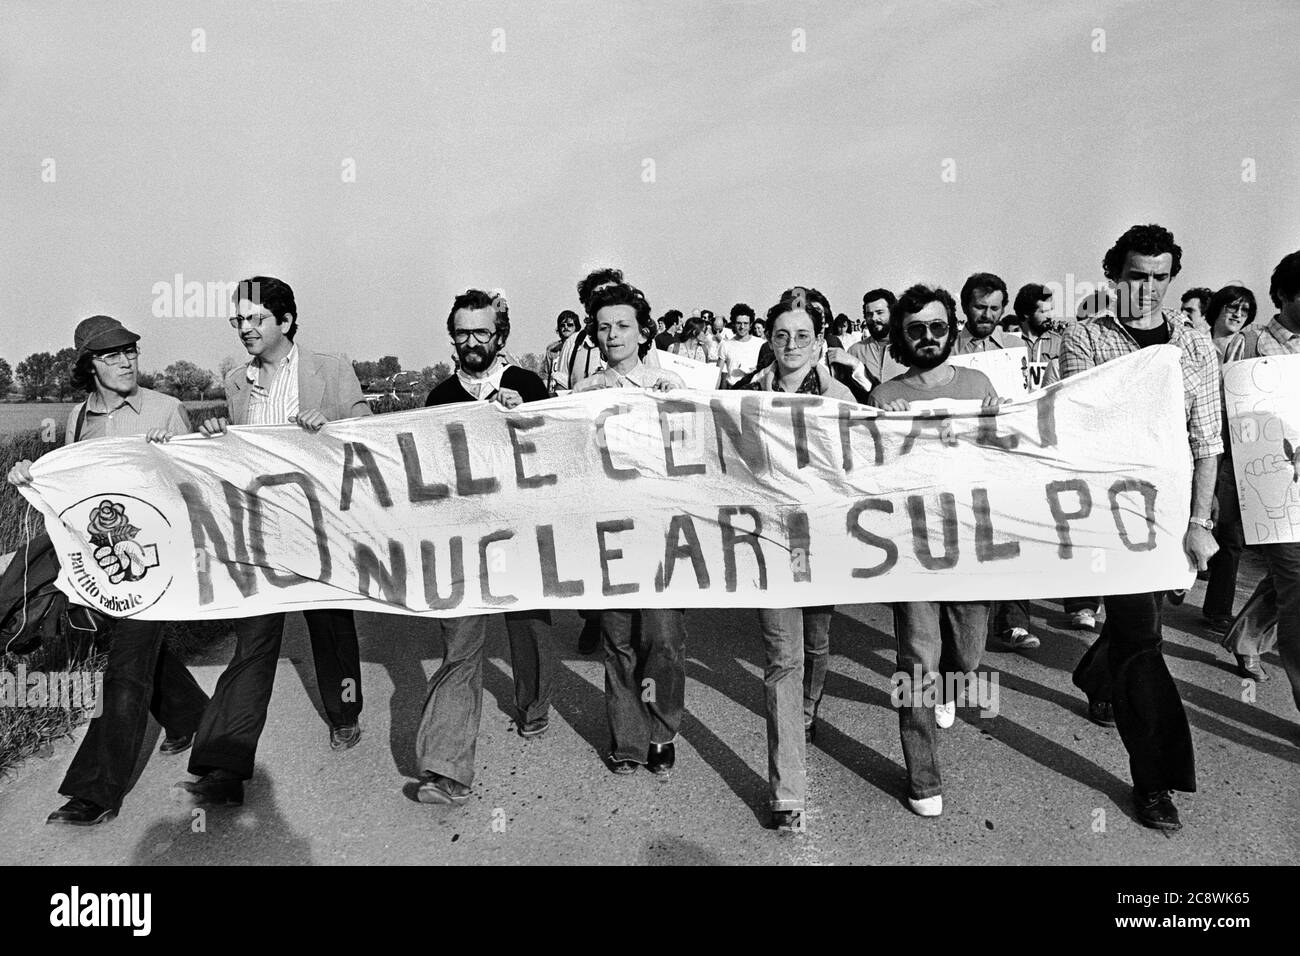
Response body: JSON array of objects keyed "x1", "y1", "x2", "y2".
[
  {"x1": 802, "y1": 605, "x2": 832, "y2": 729},
  {"x1": 601, "y1": 608, "x2": 686, "y2": 763},
  {"x1": 190, "y1": 609, "x2": 362, "y2": 780},
  {"x1": 1071, "y1": 592, "x2": 1196, "y2": 793},
  {"x1": 416, "y1": 610, "x2": 554, "y2": 787},
  {"x1": 1204, "y1": 459, "x2": 1245, "y2": 619},
  {"x1": 892, "y1": 601, "x2": 989, "y2": 800},
  {"x1": 1260, "y1": 543, "x2": 1300, "y2": 714},
  {"x1": 61, "y1": 619, "x2": 208, "y2": 809},
  {"x1": 757, "y1": 607, "x2": 807, "y2": 811}
]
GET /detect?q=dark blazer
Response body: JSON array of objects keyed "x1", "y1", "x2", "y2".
[{"x1": 224, "y1": 344, "x2": 371, "y2": 425}]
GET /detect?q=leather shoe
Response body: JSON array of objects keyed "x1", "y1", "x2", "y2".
[
  {"x1": 1088, "y1": 699, "x2": 1116, "y2": 727},
  {"x1": 1235, "y1": 654, "x2": 1269, "y2": 682},
  {"x1": 578, "y1": 618, "x2": 602, "y2": 655},
  {"x1": 47, "y1": 797, "x2": 116, "y2": 826},
  {"x1": 647, "y1": 741, "x2": 675, "y2": 777},
  {"x1": 330, "y1": 722, "x2": 361, "y2": 750},
  {"x1": 1133, "y1": 788, "x2": 1182, "y2": 831},
  {"x1": 158, "y1": 733, "x2": 193, "y2": 756},
  {"x1": 416, "y1": 772, "x2": 471, "y2": 805},
  {"x1": 1202, "y1": 614, "x2": 1234, "y2": 636},
  {"x1": 172, "y1": 770, "x2": 244, "y2": 807}
]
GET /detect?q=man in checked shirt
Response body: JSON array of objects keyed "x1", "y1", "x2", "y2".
[{"x1": 1062, "y1": 224, "x2": 1221, "y2": 833}]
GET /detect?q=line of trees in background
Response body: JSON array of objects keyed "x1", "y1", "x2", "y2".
[{"x1": 0, "y1": 349, "x2": 551, "y2": 403}]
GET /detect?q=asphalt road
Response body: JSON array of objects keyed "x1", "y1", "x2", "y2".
[{"x1": 2, "y1": 556, "x2": 1296, "y2": 865}]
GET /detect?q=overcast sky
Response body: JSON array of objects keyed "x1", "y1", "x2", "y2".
[{"x1": 2, "y1": 0, "x2": 1298, "y2": 374}]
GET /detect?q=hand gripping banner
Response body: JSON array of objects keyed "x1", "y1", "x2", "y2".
[{"x1": 18, "y1": 347, "x2": 1195, "y2": 620}]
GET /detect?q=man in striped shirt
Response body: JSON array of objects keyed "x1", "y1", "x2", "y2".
[
  {"x1": 1062, "y1": 224, "x2": 1221, "y2": 833},
  {"x1": 176, "y1": 276, "x2": 370, "y2": 808}
]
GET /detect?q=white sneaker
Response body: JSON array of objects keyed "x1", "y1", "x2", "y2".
[
  {"x1": 935, "y1": 700, "x2": 956, "y2": 729},
  {"x1": 908, "y1": 794, "x2": 943, "y2": 817},
  {"x1": 1001, "y1": 627, "x2": 1041, "y2": 650},
  {"x1": 1069, "y1": 609, "x2": 1096, "y2": 630}
]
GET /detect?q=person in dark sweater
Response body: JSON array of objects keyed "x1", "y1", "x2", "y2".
[{"x1": 414, "y1": 289, "x2": 557, "y2": 805}]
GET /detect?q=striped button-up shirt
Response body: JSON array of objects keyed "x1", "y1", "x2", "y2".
[
  {"x1": 1060, "y1": 308, "x2": 1222, "y2": 460},
  {"x1": 245, "y1": 344, "x2": 300, "y2": 424}
]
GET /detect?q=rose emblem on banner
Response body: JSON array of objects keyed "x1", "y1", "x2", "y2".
[{"x1": 58, "y1": 494, "x2": 175, "y2": 616}]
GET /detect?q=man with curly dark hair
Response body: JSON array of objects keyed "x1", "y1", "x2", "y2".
[{"x1": 1062, "y1": 223, "x2": 1221, "y2": 833}]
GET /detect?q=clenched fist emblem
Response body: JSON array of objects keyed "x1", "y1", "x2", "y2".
[{"x1": 94, "y1": 540, "x2": 150, "y2": 583}]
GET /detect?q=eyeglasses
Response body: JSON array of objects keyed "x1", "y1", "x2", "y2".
[
  {"x1": 451, "y1": 328, "x2": 497, "y2": 344},
  {"x1": 92, "y1": 346, "x2": 139, "y2": 364},
  {"x1": 904, "y1": 321, "x2": 951, "y2": 341},
  {"x1": 229, "y1": 312, "x2": 275, "y2": 330},
  {"x1": 1221, "y1": 303, "x2": 1251, "y2": 316},
  {"x1": 771, "y1": 331, "x2": 815, "y2": 347}
]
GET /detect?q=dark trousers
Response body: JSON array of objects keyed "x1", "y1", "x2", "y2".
[
  {"x1": 1071, "y1": 592, "x2": 1196, "y2": 793},
  {"x1": 189, "y1": 609, "x2": 362, "y2": 780},
  {"x1": 61, "y1": 619, "x2": 209, "y2": 809},
  {"x1": 602, "y1": 608, "x2": 686, "y2": 763},
  {"x1": 1063, "y1": 596, "x2": 1100, "y2": 615},
  {"x1": 1204, "y1": 460, "x2": 1245, "y2": 619},
  {"x1": 416, "y1": 610, "x2": 555, "y2": 788},
  {"x1": 1261, "y1": 543, "x2": 1300, "y2": 714},
  {"x1": 993, "y1": 599, "x2": 1030, "y2": 634}
]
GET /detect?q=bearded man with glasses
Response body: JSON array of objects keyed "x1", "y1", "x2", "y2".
[
  {"x1": 412, "y1": 289, "x2": 558, "y2": 804},
  {"x1": 869, "y1": 284, "x2": 1004, "y2": 819}
]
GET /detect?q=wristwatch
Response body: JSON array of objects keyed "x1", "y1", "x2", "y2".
[{"x1": 1189, "y1": 516, "x2": 1215, "y2": 531}]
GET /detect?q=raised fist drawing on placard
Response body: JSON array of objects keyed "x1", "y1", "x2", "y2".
[{"x1": 1245, "y1": 452, "x2": 1298, "y2": 518}]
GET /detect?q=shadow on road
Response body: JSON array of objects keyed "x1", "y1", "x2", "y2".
[{"x1": 130, "y1": 770, "x2": 314, "y2": 865}]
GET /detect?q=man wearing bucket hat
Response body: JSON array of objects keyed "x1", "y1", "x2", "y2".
[{"x1": 6, "y1": 315, "x2": 210, "y2": 826}]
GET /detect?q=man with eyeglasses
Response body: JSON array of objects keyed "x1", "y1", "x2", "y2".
[
  {"x1": 8, "y1": 315, "x2": 209, "y2": 826},
  {"x1": 542, "y1": 310, "x2": 580, "y2": 396},
  {"x1": 174, "y1": 276, "x2": 369, "y2": 809},
  {"x1": 869, "y1": 284, "x2": 1003, "y2": 819},
  {"x1": 414, "y1": 289, "x2": 556, "y2": 805}
]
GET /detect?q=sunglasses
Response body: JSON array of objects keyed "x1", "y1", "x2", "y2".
[{"x1": 904, "y1": 321, "x2": 951, "y2": 341}]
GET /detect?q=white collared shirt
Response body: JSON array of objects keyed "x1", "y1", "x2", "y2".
[{"x1": 246, "y1": 343, "x2": 300, "y2": 424}]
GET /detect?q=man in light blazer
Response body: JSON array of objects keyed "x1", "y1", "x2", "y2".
[{"x1": 174, "y1": 276, "x2": 369, "y2": 807}]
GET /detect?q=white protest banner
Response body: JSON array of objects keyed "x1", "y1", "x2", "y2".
[
  {"x1": 948, "y1": 346, "x2": 1029, "y2": 397},
  {"x1": 18, "y1": 348, "x2": 1194, "y2": 620},
  {"x1": 656, "y1": 349, "x2": 721, "y2": 390},
  {"x1": 1223, "y1": 354, "x2": 1300, "y2": 544}
]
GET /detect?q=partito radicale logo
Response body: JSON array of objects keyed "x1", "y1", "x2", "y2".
[{"x1": 58, "y1": 495, "x2": 175, "y2": 615}]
